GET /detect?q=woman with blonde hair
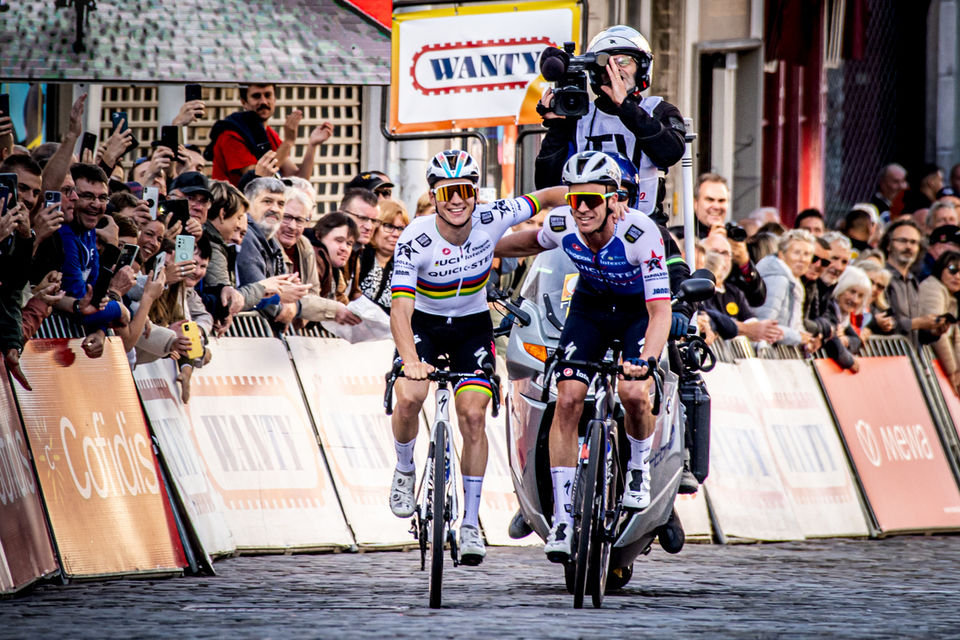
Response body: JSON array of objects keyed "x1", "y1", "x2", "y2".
[
  {"x1": 356, "y1": 200, "x2": 410, "y2": 313},
  {"x1": 855, "y1": 259, "x2": 896, "y2": 336}
]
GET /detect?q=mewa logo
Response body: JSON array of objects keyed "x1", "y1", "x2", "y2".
[{"x1": 411, "y1": 37, "x2": 553, "y2": 95}]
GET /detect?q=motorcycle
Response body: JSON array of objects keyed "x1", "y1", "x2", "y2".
[{"x1": 497, "y1": 249, "x2": 715, "y2": 592}]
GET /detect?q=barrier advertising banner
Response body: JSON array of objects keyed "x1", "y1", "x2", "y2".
[
  {"x1": 702, "y1": 363, "x2": 804, "y2": 541},
  {"x1": 673, "y1": 492, "x2": 712, "y2": 541},
  {"x1": 390, "y1": 1, "x2": 579, "y2": 132},
  {"x1": 930, "y1": 358, "x2": 960, "y2": 443},
  {"x1": 133, "y1": 360, "x2": 236, "y2": 557},
  {"x1": 15, "y1": 339, "x2": 186, "y2": 577},
  {"x1": 738, "y1": 360, "x2": 869, "y2": 538},
  {"x1": 0, "y1": 361, "x2": 58, "y2": 593},
  {"x1": 186, "y1": 338, "x2": 353, "y2": 551},
  {"x1": 815, "y1": 357, "x2": 960, "y2": 533},
  {"x1": 286, "y1": 337, "x2": 427, "y2": 548}
]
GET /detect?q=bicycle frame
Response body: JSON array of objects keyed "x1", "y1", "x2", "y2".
[{"x1": 414, "y1": 385, "x2": 460, "y2": 562}]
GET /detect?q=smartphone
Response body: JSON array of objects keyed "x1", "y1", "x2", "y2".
[
  {"x1": 185, "y1": 84, "x2": 202, "y2": 103},
  {"x1": 153, "y1": 252, "x2": 167, "y2": 279},
  {"x1": 90, "y1": 266, "x2": 114, "y2": 308},
  {"x1": 939, "y1": 313, "x2": 958, "y2": 325},
  {"x1": 143, "y1": 186, "x2": 159, "y2": 219},
  {"x1": 0, "y1": 173, "x2": 17, "y2": 209},
  {"x1": 80, "y1": 131, "x2": 98, "y2": 158},
  {"x1": 162, "y1": 198, "x2": 190, "y2": 230},
  {"x1": 116, "y1": 243, "x2": 140, "y2": 270},
  {"x1": 0, "y1": 186, "x2": 9, "y2": 216},
  {"x1": 44, "y1": 190, "x2": 61, "y2": 212},
  {"x1": 174, "y1": 234, "x2": 195, "y2": 264},
  {"x1": 111, "y1": 111, "x2": 128, "y2": 133},
  {"x1": 181, "y1": 321, "x2": 204, "y2": 360},
  {"x1": 0, "y1": 94, "x2": 9, "y2": 118},
  {"x1": 160, "y1": 125, "x2": 182, "y2": 160},
  {"x1": 99, "y1": 243, "x2": 121, "y2": 270}
]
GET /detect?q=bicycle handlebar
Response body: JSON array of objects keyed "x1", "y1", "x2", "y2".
[
  {"x1": 384, "y1": 361, "x2": 501, "y2": 418},
  {"x1": 549, "y1": 355, "x2": 664, "y2": 416}
]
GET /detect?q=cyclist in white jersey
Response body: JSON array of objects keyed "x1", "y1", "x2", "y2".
[
  {"x1": 388, "y1": 150, "x2": 570, "y2": 565},
  {"x1": 496, "y1": 151, "x2": 672, "y2": 562}
]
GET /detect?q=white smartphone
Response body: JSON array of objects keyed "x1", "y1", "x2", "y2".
[
  {"x1": 153, "y1": 252, "x2": 167, "y2": 279},
  {"x1": 143, "y1": 187, "x2": 159, "y2": 219},
  {"x1": 174, "y1": 234, "x2": 195, "y2": 264}
]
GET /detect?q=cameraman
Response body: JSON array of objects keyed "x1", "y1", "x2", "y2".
[{"x1": 534, "y1": 25, "x2": 685, "y2": 223}]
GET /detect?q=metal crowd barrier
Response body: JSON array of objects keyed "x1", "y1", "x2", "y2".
[{"x1": 35, "y1": 313, "x2": 86, "y2": 339}]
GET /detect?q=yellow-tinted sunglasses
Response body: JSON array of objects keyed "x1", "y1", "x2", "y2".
[
  {"x1": 431, "y1": 182, "x2": 477, "y2": 202},
  {"x1": 565, "y1": 191, "x2": 616, "y2": 209}
]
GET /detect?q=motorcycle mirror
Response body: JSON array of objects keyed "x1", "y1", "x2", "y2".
[
  {"x1": 677, "y1": 277, "x2": 716, "y2": 303},
  {"x1": 690, "y1": 268, "x2": 716, "y2": 284}
]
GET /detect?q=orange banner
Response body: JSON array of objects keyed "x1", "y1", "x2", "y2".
[
  {"x1": 15, "y1": 339, "x2": 186, "y2": 577},
  {"x1": 0, "y1": 360, "x2": 58, "y2": 593},
  {"x1": 815, "y1": 357, "x2": 960, "y2": 533},
  {"x1": 931, "y1": 358, "x2": 960, "y2": 442}
]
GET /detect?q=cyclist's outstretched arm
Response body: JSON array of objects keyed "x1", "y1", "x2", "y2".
[
  {"x1": 495, "y1": 230, "x2": 544, "y2": 258},
  {"x1": 528, "y1": 185, "x2": 568, "y2": 210}
]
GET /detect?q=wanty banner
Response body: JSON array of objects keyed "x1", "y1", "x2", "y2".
[
  {"x1": 739, "y1": 360, "x2": 870, "y2": 538},
  {"x1": 390, "y1": 1, "x2": 579, "y2": 132},
  {"x1": 815, "y1": 357, "x2": 960, "y2": 533},
  {"x1": 702, "y1": 363, "x2": 804, "y2": 541},
  {"x1": 15, "y1": 339, "x2": 186, "y2": 578},
  {"x1": 287, "y1": 337, "x2": 429, "y2": 548},
  {"x1": 133, "y1": 359, "x2": 236, "y2": 557},
  {"x1": 185, "y1": 338, "x2": 353, "y2": 551},
  {"x1": 0, "y1": 360, "x2": 58, "y2": 593}
]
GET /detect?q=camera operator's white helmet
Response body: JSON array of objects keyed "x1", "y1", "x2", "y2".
[
  {"x1": 588, "y1": 25, "x2": 654, "y2": 91},
  {"x1": 426, "y1": 150, "x2": 481, "y2": 187},
  {"x1": 561, "y1": 151, "x2": 622, "y2": 188}
]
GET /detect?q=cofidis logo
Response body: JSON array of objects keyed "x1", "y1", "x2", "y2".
[{"x1": 411, "y1": 37, "x2": 553, "y2": 95}]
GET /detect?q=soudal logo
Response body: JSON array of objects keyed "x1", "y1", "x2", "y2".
[{"x1": 411, "y1": 37, "x2": 553, "y2": 96}]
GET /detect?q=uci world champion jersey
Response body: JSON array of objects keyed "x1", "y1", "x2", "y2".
[
  {"x1": 536, "y1": 207, "x2": 670, "y2": 304},
  {"x1": 391, "y1": 195, "x2": 540, "y2": 317}
]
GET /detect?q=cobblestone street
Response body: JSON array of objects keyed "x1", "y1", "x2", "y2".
[{"x1": 3, "y1": 537, "x2": 959, "y2": 638}]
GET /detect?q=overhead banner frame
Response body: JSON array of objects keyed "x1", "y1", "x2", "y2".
[{"x1": 389, "y1": 0, "x2": 580, "y2": 133}]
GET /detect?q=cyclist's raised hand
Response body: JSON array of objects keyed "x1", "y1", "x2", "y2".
[{"x1": 403, "y1": 360, "x2": 435, "y2": 380}]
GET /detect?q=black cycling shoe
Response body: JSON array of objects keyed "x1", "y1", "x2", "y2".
[{"x1": 508, "y1": 509, "x2": 533, "y2": 539}]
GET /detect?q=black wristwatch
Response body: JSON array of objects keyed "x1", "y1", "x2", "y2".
[{"x1": 72, "y1": 298, "x2": 81, "y2": 314}]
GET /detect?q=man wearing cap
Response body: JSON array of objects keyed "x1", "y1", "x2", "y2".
[
  {"x1": 207, "y1": 82, "x2": 334, "y2": 186},
  {"x1": 916, "y1": 224, "x2": 960, "y2": 282},
  {"x1": 167, "y1": 171, "x2": 212, "y2": 240},
  {"x1": 346, "y1": 171, "x2": 395, "y2": 201}
]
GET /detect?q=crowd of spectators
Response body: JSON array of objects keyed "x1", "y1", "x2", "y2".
[
  {"x1": 0, "y1": 83, "x2": 412, "y2": 401},
  {"x1": 3, "y1": 82, "x2": 960, "y2": 398},
  {"x1": 682, "y1": 164, "x2": 960, "y2": 393}
]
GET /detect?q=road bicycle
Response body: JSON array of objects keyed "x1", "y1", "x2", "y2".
[{"x1": 384, "y1": 360, "x2": 500, "y2": 609}]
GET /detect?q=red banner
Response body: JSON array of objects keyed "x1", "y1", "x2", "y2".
[
  {"x1": 815, "y1": 357, "x2": 960, "y2": 533},
  {"x1": 930, "y1": 358, "x2": 960, "y2": 442},
  {"x1": 15, "y1": 339, "x2": 186, "y2": 577},
  {"x1": 0, "y1": 360, "x2": 58, "y2": 593}
]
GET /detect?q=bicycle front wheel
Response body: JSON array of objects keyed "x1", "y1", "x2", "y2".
[
  {"x1": 590, "y1": 424, "x2": 617, "y2": 608},
  {"x1": 429, "y1": 424, "x2": 447, "y2": 609},
  {"x1": 573, "y1": 423, "x2": 602, "y2": 609}
]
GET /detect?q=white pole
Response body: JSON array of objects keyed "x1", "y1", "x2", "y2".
[{"x1": 682, "y1": 117, "x2": 697, "y2": 270}]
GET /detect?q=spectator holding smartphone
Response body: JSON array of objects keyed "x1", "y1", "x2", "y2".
[{"x1": 919, "y1": 251, "x2": 960, "y2": 395}]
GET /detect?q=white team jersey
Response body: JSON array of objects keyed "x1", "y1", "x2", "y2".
[{"x1": 391, "y1": 195, "x2": 540, "y2": 317}]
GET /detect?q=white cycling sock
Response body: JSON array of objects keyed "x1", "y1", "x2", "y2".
[
  {"x1": 394, "y1": 438, "x2": 416, "y2": 473},
  {"x1": 550, "y1": 466, "x2": 576, "y2": 528},
  {"x1": 462, "y1": 475, "x2": 483, "y2": 528},
  {"x1": 627, "y1": 433, "x2": 654, "y2": 471}
]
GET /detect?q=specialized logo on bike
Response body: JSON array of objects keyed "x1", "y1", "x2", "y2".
[{"x1": 410, "y1": 37, "x2": 553, "y2": 96}]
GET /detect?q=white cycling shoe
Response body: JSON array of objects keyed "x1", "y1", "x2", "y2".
[
  {"x1": 544, "y1": 521, "x2": 572, "y2": 563},
  {"x1": 622, "y1": 468, "x2": 651, "y2": 510},
  {"x1": 459, "y1": 524, "x2": 486, "y2": 566},
  {"x1": 389, "y1": 467, "x2": 416, "y2": 517}
]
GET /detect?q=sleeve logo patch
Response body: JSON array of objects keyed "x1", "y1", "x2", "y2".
[
  {"x1": 415, "y1": 233, "x2": 432, "y2": 247},
  {"x1": 549, "y1": 215, "x2": 567, "y2": 232},
  {"x1": 624, "y1": 224, "x2": 644, "y2": 243},
  {"x1": 480, "y1": 210, "x2": 494, "y2": 224}
]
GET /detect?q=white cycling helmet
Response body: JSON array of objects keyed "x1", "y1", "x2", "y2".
[
  {"x1": 562, "y1": 151, "x2": 622, "y2": 188},
  {"x1": 426, "y1": 150, "x2": 481, "y2": 187},
  {"x1": 588, "y1": 25, "x2": 654, "y2": 92}
]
